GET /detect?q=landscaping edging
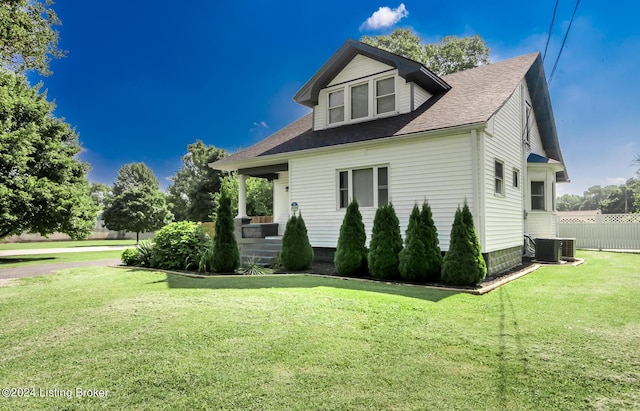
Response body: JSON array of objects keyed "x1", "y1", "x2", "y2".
[{"x1": 113, "y1": 259, "x2": 584, "y2": 295}]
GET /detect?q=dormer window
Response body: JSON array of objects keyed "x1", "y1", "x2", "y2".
[
  {"x1": 376, "y1": 77, "x2": 395, "y2": 114},
  {"x1": 325, "y1": 75, "x2": 397, "y2": 127},
  {"x1": 328, "y1": 90, "x2": 344, "y2": 124},
  {"x1": 351, "y1": 83, "x2": 369, "y2": 119}
]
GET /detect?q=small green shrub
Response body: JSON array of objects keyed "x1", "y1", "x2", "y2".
[
  {"x1": 121, "y1": 248, "x2": 140, "y2": 266},
  {"x1": 399, "y1": 205, "x2": 428, "y2": 281},
  {"x1": 368, "y1": 204, "x2": 403, "y2": 280},
  {"x1": 151, "y1": 221, "x2": 212, "y2": 271},
  {"x1": 136, "y1": 240, "x2": 154, "y2": 267},
  {"x1": 442, "y1": 201, "x2": 487, "y2": 286},
  {"x1": 280, "y1": 214, "x2": 314, "y2": 271},
  {"x1": 420, "y1": 201, "x2": 443, "y2": 281},
  {"x1": 334, "y1": 200, "x2": 368, "y2": 276},
  {"x1": 211, "y1": 190, "x2": 240, "y2": 273}
]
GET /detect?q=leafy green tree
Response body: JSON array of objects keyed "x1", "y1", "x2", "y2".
[
  {"x1": 89, "y1": 182, "x2": 111, "y2": 209},
  {"x1": 361, "y1": 28, "x2": 427, "y2": 64},
  {"x1": 166, "y1": 140, "x2": 227, "y2": 222},
  {"x1": 420, "y1": 201, "x2": 443, "y2": 281},
  {"x1": 442, "y1": 201, "x2": 487, "y2": 286},
  {"x1": 556, "y1": 194, "x2": 582, "y2": 211},
  {"x1": 424, "y1": 35, "x2": 490, "y2": 75},
  {"x1": 211, "y1": 173, "x2": 273, "y2": 218},
  {"x1": 334, "y1": 200, "x2": 368, "y2": 276},
  {"x1": 361, "y1": 29, "x2": 490, "y2": 75},
  {"x1": 103, "y1": 163, "x2": 172, "y2": 243},
  {"x1": 280, "y1": 214, "x2": 314, "y2": 271},
  {"x1": 368, "y1": 204, "x2": 403, "y2": 280},
  {"x1": 211, "y1": 190, "x2": 240, "y2": 273},
  {"x1": 0, "y1": 0, "x2": 65, "y2": 76},
  {"x1": 399, "y1": 205, "x2": 428, "y2": 282},
  {"x1": 0, "y1": 71, "x2": 96, "y2": 240}
]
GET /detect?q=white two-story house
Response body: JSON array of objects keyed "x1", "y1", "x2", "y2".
[{"x1": 210, "y1": 39, "x2": 568, "y2": 274}]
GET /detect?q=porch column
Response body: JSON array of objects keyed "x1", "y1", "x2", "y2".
[{"x1": 237, "y1": 173, "x2": 247, "y2": 218}]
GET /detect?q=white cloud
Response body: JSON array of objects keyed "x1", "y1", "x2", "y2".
[
  {"x1": 252, "y1": 121, "x2": 269, "y2": 129},
  {"x1": 360, "y1": 3, "x2": 408, "y2": 31}
]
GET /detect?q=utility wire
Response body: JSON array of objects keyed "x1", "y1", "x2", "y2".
[
  {"x1": 548, "y1": 0, "x2": 581, "y2": 87},
  {"x1": 543, "y1": 0, "x2": 559, "y2": 62}
]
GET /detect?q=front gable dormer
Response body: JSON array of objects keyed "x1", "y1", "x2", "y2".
[{"x1": 294, "y1": 39, "x2": 451, "y2": 131}]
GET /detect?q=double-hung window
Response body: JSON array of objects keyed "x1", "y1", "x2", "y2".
[
  {"x1": 325, "y1": 75, "x2": 396, "y2": 126},
  {"x1": 494, "y1": 160, "x2": 504, "y2": 196},
  {"x1": 376, "y1": 77, "x2": 395, "y2": 114},
  {"x1": 338, "y1": 166, "x2": 389, "y2": 209},
  {"x1": 328, "y1": 90, "x2": 344, "y2": 124},
  {"x1": 531, "y1": 181, "x2": 545, "y2": 210}
]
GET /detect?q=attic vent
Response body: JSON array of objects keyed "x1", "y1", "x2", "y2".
[
  {"x1": 561, "y1": 238, "x2": 576, "y2": 262},
  {"x1": 535, "y1": 238, "x2": 562, "y2": 263}
]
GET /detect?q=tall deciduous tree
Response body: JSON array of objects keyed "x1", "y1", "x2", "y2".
[
  {"x1": 166, "y1": 140, "x2": 227, "y2": 222},
  {"x1": 361, "y1": 29, "x2": 490, "y2": 76},
  {"x1": 0, "y1": 0, "x2": 66, "y2": 76},
  {"x1": 0, "y1": 71, "x2": 96, "y2": 240},
  {"x1": 102, "y1": 163, "x2": 172, "y2": 243}
]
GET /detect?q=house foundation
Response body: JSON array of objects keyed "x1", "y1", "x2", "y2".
[{"x1": 483, "y1": 246, "x2": 522, "y2": 276}]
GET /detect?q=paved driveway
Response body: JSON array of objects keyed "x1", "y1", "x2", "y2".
[{"x1": 0, "y1": 259, "x2": 122, "y2": 283}]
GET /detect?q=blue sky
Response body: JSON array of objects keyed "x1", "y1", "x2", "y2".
[{"x1": 34, "y1": 1, "x2": 640, "y2": 195}]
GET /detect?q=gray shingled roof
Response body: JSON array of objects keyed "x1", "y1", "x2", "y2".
[{"x1": 212, "y1": 50, "x2": 566, "y2": 181}]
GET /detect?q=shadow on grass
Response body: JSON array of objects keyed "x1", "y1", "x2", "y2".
[
  {"x1": 0, "y1": 256, "x2": 56, "y2": 265},
  {"x1": 142, "y1": 270, "x2": 458, "y2": 303}
]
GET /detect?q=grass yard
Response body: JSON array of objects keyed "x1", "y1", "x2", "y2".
[
  {"x1": 0, "y1": 239, "x2": 136, "y2": 251},
  {"x1": 0, "y1": 251, "x2": 638, "y2": 410},
  {"x1": 0, "y1": 251, "x2": 123, "y2": 269}
]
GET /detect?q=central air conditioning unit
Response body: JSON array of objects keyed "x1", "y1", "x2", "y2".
[
  {"x1": 561, "y1": 238, "x2": 576, "y2": 262},
  {"x1": 535, "y1": 238, "x2": 562, "y2": 263}
]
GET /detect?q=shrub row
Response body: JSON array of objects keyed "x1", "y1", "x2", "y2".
[{"x1": 334, "y1": 200, "x2": 486, "y2": 286}]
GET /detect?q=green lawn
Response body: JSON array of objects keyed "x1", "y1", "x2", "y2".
[
  {"x1": 0, "y1": 251, "x2": 638, "y2": 410},
  {"x1": 0, "y1": 239, "x2": 136, "y2": 250},
  {"x1": 0, "y1": 250, "x2": 123, "y2": 269}
]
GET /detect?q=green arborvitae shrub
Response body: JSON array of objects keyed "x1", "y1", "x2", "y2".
[
  {"x1": 399, "y1": 205, "x2": 428, "y2": 281},
  {"x1": 442, "y1": 201, "x2": 487, "y2": 286},
  {"x1": 151, "y1": 221, "x2": 212, "y2": 271},
  {"x1": 420, "y1": 201, "x2": 443, "y2": 281},
  {"x1": 212, "y1": 191, "x2": 240, "y2": 273},
  {"x1": 121, "y1": 248, "x2": 140, "y2": 266},
  {"x1": 334, "y1": 200, "x2": 368, "y2": 276},
  {"x1": 280, "y1": 214, "x2": 314, "y2": 271},
  {"x1": 368, "y1": 204, "x2": 403, "y2": 280}
]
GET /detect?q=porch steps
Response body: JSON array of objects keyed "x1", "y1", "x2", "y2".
[{"x1": 238, "y1": 237, "x2": 282, "y2": 267}]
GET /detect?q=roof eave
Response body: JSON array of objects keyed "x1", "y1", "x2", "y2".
[{"x1": 293, "y1": 39, "x2": 450, "y2": 108}]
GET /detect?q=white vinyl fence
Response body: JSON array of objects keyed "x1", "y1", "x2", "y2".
[{"x1": 558, "y1": 213, "x2": 640, "y2": 250}]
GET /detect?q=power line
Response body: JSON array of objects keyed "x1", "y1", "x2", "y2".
[
  {"x1": 547, "y1": 0, "x2": 581, "y2": 87},
  {"x1": 543, "y1": 0, "x2": 559, "y2": 62}
]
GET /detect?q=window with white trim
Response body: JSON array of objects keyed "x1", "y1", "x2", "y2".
[
  {"x1": 494, "y1": 160, "x2": 504, "y2": 195},
  {"x1": 513, "y1": 168, "x2": 520, "y2": 189},
  {"x1": 531, "y1": 181, "x2": 545, "y2": 210},
  {"x1": 376, "y1": 77, "x2": 395, "y2": 114},
  {"x1": 325, "y1": 75, "x2": 396, "y2": 126},
  {"x1": 338, "y1": 166, "x2": 389, "y2": 209},
  {"x1": 328, "y1": 90, "x2": 344, "y2": 124}
]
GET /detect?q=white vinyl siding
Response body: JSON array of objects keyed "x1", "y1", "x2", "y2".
[
  {"x1": 328, "y1": 54, "x2": 393, "y2": 86},
  {"x1": 483, "y1": 83, "x2": 525, "y2": 253},
  {"x1": 287, "y1": 133, "x2": 474, "y2": 251},
  {"x1": 413, "y1": 84, "x2": 432, "y2": 109},
  {"x1": 522, "y1": 81, "x2": 545, "y2": 157},
  {"x1": 272, "y1": 171, "x2": 290, "y2": 236}
]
